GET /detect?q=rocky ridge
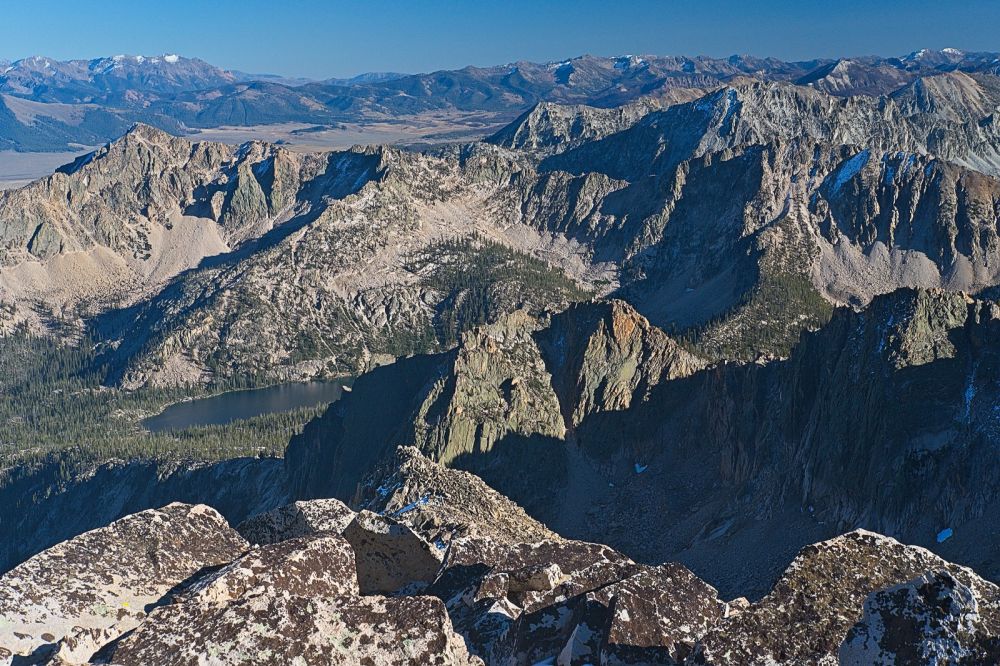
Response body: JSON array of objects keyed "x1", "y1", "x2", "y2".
[{"x1": 2, "y1": 449, "x2": 1000, "y2": 665}]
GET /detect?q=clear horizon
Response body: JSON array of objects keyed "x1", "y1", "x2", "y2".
[
  {"x1": 2, "y1": 46, "x2": 998, "y2": 82},
  {"x1": 1, "y1": 0, "x2": 998, "y2": 80}
]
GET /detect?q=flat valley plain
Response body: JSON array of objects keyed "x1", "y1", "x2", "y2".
[
  {"x1": 0, "y1": 149, "x2": 93, "y2": 189},
  {"x1": 0, "y1": 110, "x2": 506, "y2": 188}
]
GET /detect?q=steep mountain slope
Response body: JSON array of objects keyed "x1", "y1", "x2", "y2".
[
  {"x1": 529, "y1": 79, "x2": 1000, "y2": 357},
  {"x1": 0, "y1": 124, "x2": 382, "y2": 330},
  {"x1": 284, "y1": 289, "x2": 1000, "y2": 598},
  {"x1": 284, "y1": 301, "x2": 705, "y2": 509},
  {"x1": 84, "y1": 142, "x2": 593, "y2": 387},
  {"x1": 486, "y1": 99, "x2": 666, "y2": 154},
  {"x1": 892, "y1": 71, "x2": 1000, "y2": 174},
  {"x1": 0, "y1": 454, "x2": 288, "y2": 574},
  {"x1": 796, "y1": 58, "x2": 914, "y2": 96}
]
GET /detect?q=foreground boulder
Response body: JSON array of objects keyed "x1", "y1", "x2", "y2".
[
  {"x1": 0, "y1": 503, "x2": 247, "y2": 662},
  {"x1": 183, "y1": 533, "x2": 359, "y2": 604},
  {"x1": 109, "y1": 594, "x2": 482, "y2": 665},
  {"x1": 692, "y1": 529, "x2": 1000, "y2": 665},
  {"x1": 840, "y1": 568, "x2": 1000, "y2": 664},
  {"x1": 427, "y1": 537, "x2": 641, "y2": 663},
  {"x1": 237, "y1": 491, "x2": 446, "y2": 596},
  {"x1": 592, "y1": 564, "x2": 726, "y2": 664},
  {"x1": 499, "y1": 560, "x2": 725, "y2": 665},
  {"x1": 104, "y1": 526, "x2": 480, "y2": 665},
  {"x1": 343, "y1": 510, "x2": 445, "y2": 594},
  {"x1": 236, "y1": 498, "x2": 357, "y2": 545}
]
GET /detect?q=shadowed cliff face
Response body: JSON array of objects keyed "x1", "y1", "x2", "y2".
[
  {"x1": 0, "y1": 455, "x2": 288, "y2": 574},
  {"x1": 284, "y1": 290, "x2": 1000, "y2": 597}
]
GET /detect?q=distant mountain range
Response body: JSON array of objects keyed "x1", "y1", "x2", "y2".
[{"x1": 2, "y1": 49, "x2": 999, "y2": 151}]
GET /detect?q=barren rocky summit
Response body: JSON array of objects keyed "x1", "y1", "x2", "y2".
[{"x1": 2, "y1": 450, "x2": 1000, "y2": 665}]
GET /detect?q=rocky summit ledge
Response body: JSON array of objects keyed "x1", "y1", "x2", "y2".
[{"x1": 1, "y1": 448, "x2": 999, "y2": 665}]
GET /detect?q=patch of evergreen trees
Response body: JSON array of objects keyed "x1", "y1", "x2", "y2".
[{"x1": 0, "y1": 328, "x2": 320, "y2": 471}]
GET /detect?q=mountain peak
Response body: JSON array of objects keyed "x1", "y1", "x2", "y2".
[
  {"x1": 123, "y1": 121, "x2": 177, "y2": 140},
  {"x1": 107, "y1": 53, "x2": 185, "y2": 65},
  {"x1": 52, "y1": 128, "x2": 177, "y2": 178},
  {"x1": 893, "y1": 69, "x2": 992, "y2": 120}
]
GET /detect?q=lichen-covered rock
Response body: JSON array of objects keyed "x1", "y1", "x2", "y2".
[
  {"x1": 502, "y1": 592, "x2": 610, "y2": 666},
  {"x1": 360, "y1": 446, "x2": 559, "y2": 547},
  {"x1": 236, "y1": 498, "x2": 356, "y2": 545},
  {"x1": 840, "y1": 568, "x2": 1000, "y2": 665},
  {"x1": 429, "y1": 536, "x2": 644, "y2": 661},
  {"x1": 49, "y1": 625, "x2": 121, "y2": 665},
  {"x1": 596, "y1": 563, "x2": 724, "y2": 664},
  {"x1": 692, "y1": 529, "x2": 1000, "y2": 665},
  {"x1": 108, "y1": 594, "x2": 482, "y2": 665},
  {"x1": 184, "y1": 533, "x2": 359, "y2": 605},
  {"x1": 0, "y1": 502, "x2": 247, "y2": 662},
  {"x1": 343, "y1": 510, "x2": 445, "y2": 595},
  {"x1": 500, "y1": 562, "x2": 724, "y2": 666},
  {"x1": 449, "y1": 538, "x2": 640, "y2": 615}
]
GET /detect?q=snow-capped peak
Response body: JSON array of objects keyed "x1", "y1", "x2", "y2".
[
  {"x1": 164, "y1": 54, "x2": 179, "y2": 64},
  {"x1": 614, "y1": 54, "x2": 647, "y2": 70},
  {"x1": 942, "y1": 47, "x2": 964, "y2": 56}
]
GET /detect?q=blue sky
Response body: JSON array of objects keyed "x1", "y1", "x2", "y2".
[{"x1": 2, "y1": 0, "x2": 998, "y2": 79}]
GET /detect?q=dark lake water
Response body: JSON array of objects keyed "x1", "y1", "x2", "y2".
[{"x1": 142, "y1": 381, "x2": 349, "y2": 432}]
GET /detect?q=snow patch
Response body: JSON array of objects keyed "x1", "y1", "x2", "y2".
[
  {"x1": 832, "y1": 150, "x2": 870, "y2": 193},
  {"x1": 614, "y1": 55, "x2": 646, "y2": 70},
  {"x1": 876, "y1": 314, "x2": 894, "y2": 353},
  {"x1": 164, "y1": 54, "x2": 180, "y2": 64},
  {"x1": 376, "y1": 481, "x2": 400, "y2": 498},
  {"x1": 963, "y1": 362, "x2": 979, "y2": 420},
  {"x1": 392, "y1": 494, "x2": 430, "y2": 516}
]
